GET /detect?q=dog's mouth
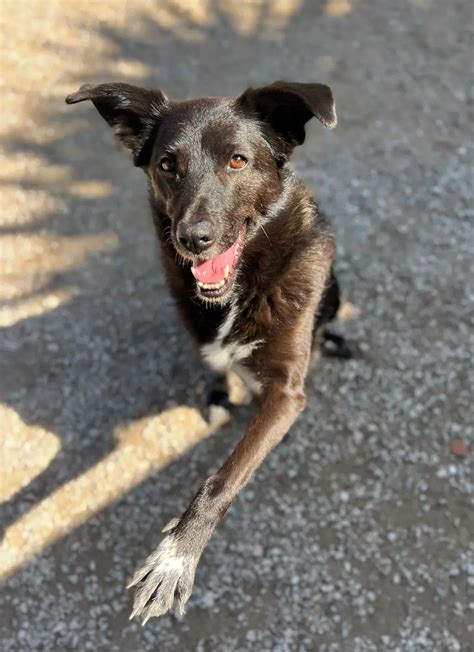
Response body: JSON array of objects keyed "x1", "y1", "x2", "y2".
[{"x1": 191, "y1": 225, "x2": 246, "y2": 300}]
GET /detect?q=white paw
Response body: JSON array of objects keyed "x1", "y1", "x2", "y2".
[{"x1": 128, "y1": 534, "x2": 197, "y2": 624}]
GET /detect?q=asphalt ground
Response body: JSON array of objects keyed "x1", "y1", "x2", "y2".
[{"x1": 0, "y1": 1, "x2": 473, "y2": 650}]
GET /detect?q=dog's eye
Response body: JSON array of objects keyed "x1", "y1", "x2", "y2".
[
  {"x1": 228, "y1": 155, "x2": 248, "y2": 170},
  {"x1": 159, "y1": 157, "x2": 176, "y2": 173}
]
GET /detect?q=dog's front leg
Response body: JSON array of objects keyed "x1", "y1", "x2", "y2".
[{"x1": 128, "y1": 373, "x2": 307, "y2": 623}]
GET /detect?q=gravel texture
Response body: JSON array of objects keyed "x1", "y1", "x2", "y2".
[{"x1": 0, "y1": 1, "x2": 473, "y2": 650}]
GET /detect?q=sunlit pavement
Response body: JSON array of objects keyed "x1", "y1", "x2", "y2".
[{"x1": 0, "y1": 1, "x2": 472, "y2": 650}]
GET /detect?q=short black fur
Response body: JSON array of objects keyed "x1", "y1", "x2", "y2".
[{"x1": 66, "y1": 79, "x2": 351, "y2": 623}]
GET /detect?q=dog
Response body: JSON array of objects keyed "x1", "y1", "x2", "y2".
[{"x1": 66, "y1": 80, "x2": 351, "y2": 624}]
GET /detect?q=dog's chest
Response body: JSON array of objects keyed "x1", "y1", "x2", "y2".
[{"x1": 200, "y1": 303, "x2": 263, "y2": 393}]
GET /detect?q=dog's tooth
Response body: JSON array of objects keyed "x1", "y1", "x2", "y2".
[
  {"x1": 224, "y1": 265, "x2": 230, "y2": 279},
  {"x1": 197, "y1": 279, "x2": 228, "y2": 291}
]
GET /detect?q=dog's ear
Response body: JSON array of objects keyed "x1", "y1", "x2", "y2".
[
  {"x1": 237, "y1": 81, "x2": 336, "y2": 156},
  {"x1": 65, "y1": 83, "x2": 168, "y2": 167}
]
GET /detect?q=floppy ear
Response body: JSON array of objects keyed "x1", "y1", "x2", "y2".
[
  {"x1": 65, "y1": 83, "x2": 168, "y2": 167},
  {"x1": 237, "y1": 81, "x2": 336, "y2": 155}
]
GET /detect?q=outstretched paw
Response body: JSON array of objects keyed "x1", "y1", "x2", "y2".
[{"x1": 128, "y1": 533, "x2": 197, "y2": 624}]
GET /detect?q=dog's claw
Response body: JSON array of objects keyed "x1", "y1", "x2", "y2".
[
  {"x1": 141, "y1": 612, "x2": 152, "y2": 626},
  {"x1": 127, "y1": 574, "x2": 141, "y2": 590},
  {"x1": 161, "y1": 516, "x2": 181, "y2": 533}
]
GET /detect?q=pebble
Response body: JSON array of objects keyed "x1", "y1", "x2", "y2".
[{"x1": 450, "y1": 439, "x2": 469, "y2": 458}]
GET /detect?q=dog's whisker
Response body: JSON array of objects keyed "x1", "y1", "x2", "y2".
[{"x1": 260, "y1": 224, "x2": 271, "y2": 245}]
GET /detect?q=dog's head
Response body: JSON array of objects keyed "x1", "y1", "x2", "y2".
[{"x1": 66, "y1": 81, "x2": 336, "y2": 303}]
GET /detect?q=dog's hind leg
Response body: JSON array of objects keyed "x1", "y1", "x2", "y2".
[{"x1": 311, "y1": 269, "x2": 353, "y2": 360}]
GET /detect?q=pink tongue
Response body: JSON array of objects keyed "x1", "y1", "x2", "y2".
[{"x1": 191, "y1": 229, "x2": 243, "y2": 283}]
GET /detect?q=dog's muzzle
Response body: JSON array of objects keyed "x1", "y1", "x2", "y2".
[{"x1": 190, "y1": 224, "x2": 246, "y2": 299}]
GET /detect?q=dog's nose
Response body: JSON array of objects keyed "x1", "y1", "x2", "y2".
[{"x1": 177, "y1": 220, "x2": 214, "y2": 255}]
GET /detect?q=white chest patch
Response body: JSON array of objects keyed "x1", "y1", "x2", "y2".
[{"x1": 201, "y1": 303, "x2": 263, "y2": 394}]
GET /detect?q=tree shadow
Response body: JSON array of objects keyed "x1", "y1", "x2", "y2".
[{"x1": 1, "y1": 0, "x2": 337, "y2": 553}]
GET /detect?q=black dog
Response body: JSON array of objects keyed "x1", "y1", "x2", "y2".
[{"x1": 66, "y1": 80, "x2": 349, "y2": 623}]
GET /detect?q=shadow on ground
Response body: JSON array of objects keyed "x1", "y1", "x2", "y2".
[
  {"x1": 1, "y1": 1, "x2": 472, "y2": 650},
  {"x1": 1, "y1": 0, "x2": 327, "y2": 545}
]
